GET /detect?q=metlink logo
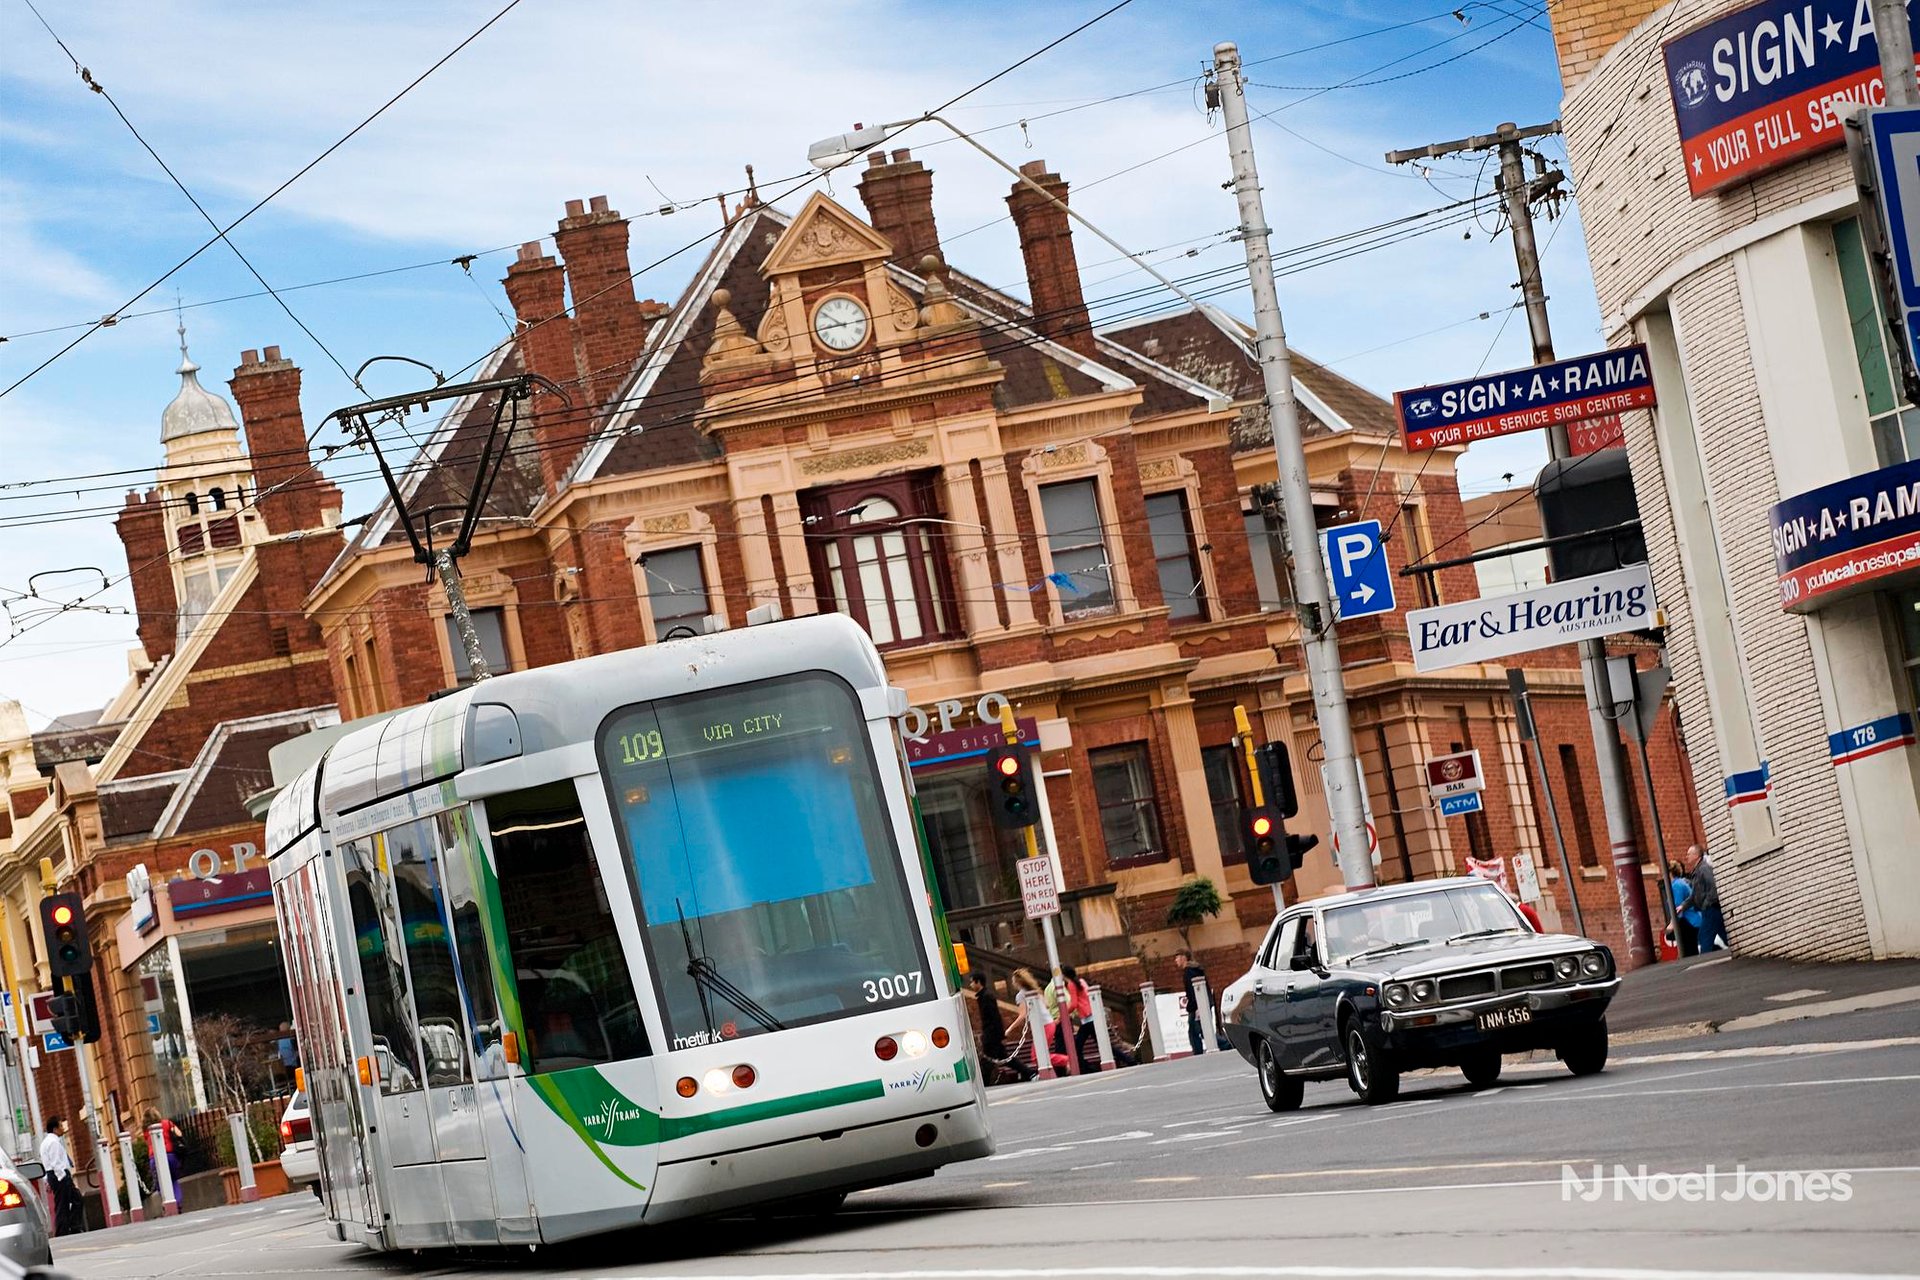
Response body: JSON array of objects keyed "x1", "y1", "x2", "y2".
[{"x1": 1560, "y1": 1164, "x2": 1854, "y2": 1203}]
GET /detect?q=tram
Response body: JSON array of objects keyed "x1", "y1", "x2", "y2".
[{"x1": 265, "y1": 614, "x2": 992, "y2": 1249}]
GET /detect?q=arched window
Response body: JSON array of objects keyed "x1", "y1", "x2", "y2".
[
  {"x1": 210, "y1": 487, "x2": 226, "y2": 511},
  {"x1": 803, "y1": 478, "x2": 956, "y2": 648},
  {"x1": 184, "y1": 492, "x2": 200, "y2": 516}
]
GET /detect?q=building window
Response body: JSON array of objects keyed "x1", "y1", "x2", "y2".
[
  {"x1": 1474, "y1": 546, "x2": 1551, "y2": 598},
  {"x1": 1559, "y1": 743, "x2": 1599, "y2": 867},
  {"x1": 1145, "y1": 490, "x2": 1205, "y2": 621},
  {"x1": 1090, "y1": 743, "x2": 1165, "y2": 865},
  {"x1": 184, "y1": 492, "x2": 200, "y2": 516},
  {"x1": 1895, "y1": 588, "x2": 1920, "y2": 712},
  {"x1": 1404, "y1": 502, "x2": 1439, "y2": 608},
  {"x1": 210, "y1": 487, "x2": 226, "y2": 511},
  {"x1": 802, "y1": 476, "x2": 956, "y2": 648},
  {"x1": 1039, "y1": 478, "x2": 1115, "y2": 616},
  {"x1": 1244, "y1": 506, "x2": 1288, "y2": 612},
  {"x1": 445, "y1": 607, "x2": 511, "y2": 686},
  {"x1": 1201, "y1": 744, "x2": 1243, "y2": 864},
  {"x1": 642, "y1": 546, "x2": 709, "y2": 639},
  {"x1": 1834, "y1": 217, "x2": 1920, "y2": 465}
]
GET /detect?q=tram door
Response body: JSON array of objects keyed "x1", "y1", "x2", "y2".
[{"x1": 436, "y1": 807, "x2": 535, "y2": 1243}]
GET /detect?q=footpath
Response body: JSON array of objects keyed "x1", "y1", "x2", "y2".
[{"x1": 1601, "y1": 950, "x2": 1920, "y2": 1039}]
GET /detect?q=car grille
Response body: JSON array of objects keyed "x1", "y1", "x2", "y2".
[
  {"x1": 1437, "y1": 972, "x2": 1497, "y2": 1000},
  {"x1": 1500, "y1": 962, "x2": 1560, "y2": 991}
]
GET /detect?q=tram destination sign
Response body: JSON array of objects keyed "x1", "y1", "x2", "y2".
[
  {"x1": 1768, "y1": 455, "x2": 1920, "y2": 611},
  {"x1": 1394, "y1": 347, "x2": 1654, "y2": 452},
  {"x1": 1663, "y1": 0, "x2": 1920, "y2": 198}
]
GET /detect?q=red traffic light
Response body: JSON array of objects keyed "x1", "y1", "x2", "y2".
[
  {"x1": 996, "y1": 754, "x2": 1021, "y2": 777},
  {"x1": 1250, "y1": 814, "x2": 1273, "y2": 838},
  {"x1": 50, "y1": 903, "x2": 75, "y2": 927}
]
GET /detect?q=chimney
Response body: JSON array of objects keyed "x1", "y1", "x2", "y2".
[
  {"x1": 503, "y1": 240, "x2": 587, "y2": 494},
  {"x1": 1006, "y1": 160, "x2": 1094, "y2": 359},
  {"x1": 115, "y1": 489, "x2": 178, "y2": 664},
  {"x1": 231, "y1": 346, "x2": 340, "y2": 535},
  {"x1": 554, "y1": 196, "x2": 653, "y2": 412},
  {"x1": 857, "y1": 149, "x2": 941, "y2": 270}
]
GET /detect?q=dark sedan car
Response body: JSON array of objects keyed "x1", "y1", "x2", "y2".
[{"x1": 1221, "y1": 877, "x2": 1618, "y2": 1108}]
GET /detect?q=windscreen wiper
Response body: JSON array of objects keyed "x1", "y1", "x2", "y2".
[
  {"x1": 1345, "y1": 938, "x2": 1438, "y2": 963},
  {"x1": 676, "y1": 901, "x2": 786, "y2": 1033},
  {"x1": 1446, "y1": 927, "x2": 1530, "y2": 945}
]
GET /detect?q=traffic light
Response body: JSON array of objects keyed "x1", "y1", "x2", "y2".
[
  {"x1": 39, "y1": 892, "x2": 90, "y2": 980},
  {"x1": 1243, "y1": 805, "x2": 1284, "y2": 884},
  {"x1": 1255, "y1": 741, "x2": 1300, "y2": 819},
  {"x1": 985, "y1": 742, "x2": 1039, "y2": 829},
  {"x1": 1286, "y1": 831, "x2": 1321, "y2": 876},
  {"x1": 47, "y1": 978, "x2": 101, "y2": 1045}
]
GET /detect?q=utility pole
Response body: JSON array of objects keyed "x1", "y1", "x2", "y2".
[
  {"x1": 1386, "y1": 121, "x2": 1654, "y2": 965},
  {"x1": 1212, "y1": 42, "x2": 1373, "y2": 888},
  {"x1": 1873, "y1": 0, "x2": 1920, "y2": 106}
]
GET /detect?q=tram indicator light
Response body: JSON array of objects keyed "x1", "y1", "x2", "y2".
[
  {"x1": 38, "y1": 892, "x2": 90, "y2": 980},
  {"x1": 985, "y1": 744, "x2": 1038, "y2": 829}
]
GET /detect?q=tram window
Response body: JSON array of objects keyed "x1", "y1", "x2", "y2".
[
  {"x1": 342, "y1": 838, "x2": 424, "y2": 1095},
  {"x1": 436, "y1": 808, "x2": 507, "y2": 1080},
  {"x1": 600, "y1": 672, "x2": 931, "y2": 1049},
  {"x1": 486, "y1": 781, "x2": 649, "y2": 1073},
  {"x1": 387, "y1": 819, "x2": 471, "y2": 1089}
]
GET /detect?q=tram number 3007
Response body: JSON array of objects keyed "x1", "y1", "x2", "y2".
[{"x1": 863, "y1": 972, "x2": 926, "y2": 1003}]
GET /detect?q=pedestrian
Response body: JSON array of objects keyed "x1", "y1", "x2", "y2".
[
  {"x1": 1680, "y1": 843, "x2": 1726, "y2": 952},
  {"x1": 143, "y1": 1107, "x2": 182, "y2": 1192},
  {"x1": 1010, "y1": 969, "x2": 1045, "y2": 1074},
  {"x1": 967, "y1": 973, "x2": 1033, "y2": 1084},
  {"x1": 40, "y1": 1115, "x2": 84, "y2": 1236},
  {"x1": 1043, "y1": 965, "x2": 1097, "y2": 1070},
  {"x1": 1174, "y1": 950, "x2": 1208, "y2": 1055},
  {"x1": 276, "y1": 1021, "x2": 300, "y2": 1073},
  {"x1": 1666, "y1": 860, "x2": 1700, "y2": 956}
]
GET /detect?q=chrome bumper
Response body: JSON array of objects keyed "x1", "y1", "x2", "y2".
[{"x1": 1379, "y1": 977, "x2": 1620, "y2": 1030}]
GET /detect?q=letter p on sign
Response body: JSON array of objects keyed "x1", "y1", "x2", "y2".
[{"x1": 1321, "y1": 518, "x2": 1395, "y2": 620}]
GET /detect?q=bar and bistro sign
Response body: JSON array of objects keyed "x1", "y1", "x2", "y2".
[
  {"x1": 1394, "y1": 347, "x2": 1654, "y2": 452},
  {"x1": 1663, "y1": 0, "x2": 1920, "y2": 198},
  {"x1": 1768, "y1": 456, "x2": 1920, "y2": 610},
  {"x1": 1407, "y1": 564, "x2": 1658, "y2": 673}
]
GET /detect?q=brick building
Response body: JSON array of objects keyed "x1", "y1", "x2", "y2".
[
  {"x1": 1548, "y1": 0, "x2": 1920, "y2": 958},
  {"x1": 0, "y1": 333, "x2": 343, "y2": 1160},
  {"x1": 306, "y1": 150, "x2": 1703, "y2": 1008}
]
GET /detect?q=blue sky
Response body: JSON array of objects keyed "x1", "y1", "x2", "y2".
[{"x1": 0, "y1": 0, "x2": 1599, "y2": 723}]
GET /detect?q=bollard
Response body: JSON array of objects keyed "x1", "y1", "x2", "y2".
[
  {"x1": 1021, "y1": 992, "x2": 1055, "y2": 1080},
  {"x1": 1192, "y1": 976, "x2": 1212, "y2": 1055},
  {"x1": 149, "y1": 1124, "x2": 179, "y2": 1216},
  {"x1": 1139, "y1": 982, "x2": 1166, "y2": 1063},
  {"x1": 118, "y1": 1133, "x2": 144, "y2": 1222},
  {"x1": 228, "y1": 1112, "x2": 258, "y2": 1202},
  {"x1": 95, "y1": 1129, "x2": 124, "y2": 1227},
  {"x1": 1088, "y1": 986, "x2": 1116, "y2": 1071}
]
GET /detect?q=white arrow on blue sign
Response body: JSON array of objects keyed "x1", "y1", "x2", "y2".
[
  {"x1": 1439, "y1": 791, "x2": 1484, "y2": 818},
  {"x1": 42, "y1": 1031, "x2": 71, "y2": 1053},
  {"x1": 1320, "y1": 519, "x2": 1395, "y2": 621},
  {"x1": 1866, "y1": 107, "x2": 1920, "y2": 388}
]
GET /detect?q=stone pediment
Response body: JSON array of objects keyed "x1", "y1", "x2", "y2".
[{"x1": 759, "y1": 193, "x2": 893, "y2": 275}]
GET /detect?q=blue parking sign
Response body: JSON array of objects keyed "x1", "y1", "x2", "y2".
[
  {"x1": 1321, "y1": 519, "x2": 1395, "y2": 621},
  {"x1": 1867, "y1": 107, "x2": 1920, "y2": 381}
]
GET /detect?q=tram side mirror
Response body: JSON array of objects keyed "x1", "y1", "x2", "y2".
[{"x1": 502, "y1": 1031, "x2": 521, "y2": 1065}]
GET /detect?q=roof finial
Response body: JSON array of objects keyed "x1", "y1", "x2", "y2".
[
  {"x1": 174, "y1": 291, "x2": 195, "y2": 372},
  {"x1": 743, "y1": 164, "x2": 761, "y2": 209}
]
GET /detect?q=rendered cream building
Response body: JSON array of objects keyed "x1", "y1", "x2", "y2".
[{"x1": 1553, "y1": 0, "x2": 1920, "y2": 958}]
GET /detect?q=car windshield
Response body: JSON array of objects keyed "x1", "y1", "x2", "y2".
[{"x1": 1322, "y1": 884, "x2": 1527, "y2": 964}]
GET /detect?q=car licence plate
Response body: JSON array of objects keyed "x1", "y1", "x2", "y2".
[{"x1": 1477, "y1": 1004, "x2": 1532, "y2": 1032}]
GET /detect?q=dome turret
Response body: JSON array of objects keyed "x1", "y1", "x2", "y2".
[{"x1": 160, "y1": 323, "x2": 241, "y2": 443}]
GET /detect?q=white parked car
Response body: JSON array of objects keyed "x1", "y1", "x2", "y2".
[{"x1": 278, "y1": 1091, "x2": 318, "y2": 1193}]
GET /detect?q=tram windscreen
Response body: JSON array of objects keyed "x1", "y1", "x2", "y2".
[{"x1": 599, "y1": 672, "x2": 932, "y2": 1048}]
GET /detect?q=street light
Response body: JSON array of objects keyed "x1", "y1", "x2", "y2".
[{"x1": 806, "y1": 115, "x2": 1259, "y2": 360}]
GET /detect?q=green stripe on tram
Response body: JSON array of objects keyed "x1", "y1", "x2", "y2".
[{"x1": 659, "y1": 1078, "x2": 885, "y2": 1140}]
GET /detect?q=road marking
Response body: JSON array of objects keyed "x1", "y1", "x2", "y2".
[
  {"x1": 595, "y1": 1261, "x2": 1920, "y2": 1279},
  {"x1": 1133, "y1": 1175, "x2": 1199, "y2": 1183},
  {"x1": 1691, "y1": 953, "x2": 1736, "y2": 967},
  {"x1": 1571, "y1": 1072, "x2": 1920, "y2": 1101},
  {"x1": 1762, "y1": 987, "x2": 1829, "y2": 1002},
  {"x1": 1718, "y1": 986, "x2": 1920, "y2": 1031},
  {"x1": 1248, "y1": 1159, "x2": 1581, "y2": 1181},
  {"x1": 1068, "y1": 1162, "x2": 1116, "y2": 1172},
  {"x1": 981, "y1": 1181, "x2": 1030, "y2": 1189},
  {"x1": 1612, "y1": 1035, "x2": 1920, "y2": 1066}
]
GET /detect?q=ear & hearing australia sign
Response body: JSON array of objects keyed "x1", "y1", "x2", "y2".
[{"x1": 1408, "y1": 564, "x2": 1657, "y2": 673}]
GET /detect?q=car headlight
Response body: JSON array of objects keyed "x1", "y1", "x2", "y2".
[
  {"x1": 1555, "y1": 955, "x2": 1580, "y2": 980},
  {"x1": 1410, "y1": 979, "x2": 1435, "y2": 1002},
  {"x1": 1580, "y1": 951, "x2": 1608, "y2": 977},
  {"x1": 1385, "y1": 983, "x2": 1410, "y2": 1007}
]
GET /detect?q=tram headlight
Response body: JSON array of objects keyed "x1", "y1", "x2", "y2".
[
  {"x1": 703, "y1": 1068, "x2": 733, "y2": 1096},
  {"x1": 901, "y1": 1029, "x2": 930, "y2": 1058}
]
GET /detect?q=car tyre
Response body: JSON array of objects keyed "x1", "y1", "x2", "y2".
[
  {"x1": 1345, "y1": 1022, "x2": 1400, "y2": 1105},
  {"x1": 1459, "y1": 1048, "x2": 1503, "y2": 1088},
  {"x1": 1255, "y1": 1040, "x2": 1303, "y2": 1112},
  {"x1": 1557, "y1": 1017, "x2": 1609, "y2": 1077}
]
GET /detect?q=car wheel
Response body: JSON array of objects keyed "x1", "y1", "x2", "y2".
[
  {"x1": 1460, "y1": 1048, "x2": 1502, "y2": 1088},
  {"x1": 1345, "y1": 1022, "x2": 1400, "y2": 1104},
  {"x1": 1255, "y1": 1040, "x2": 1303, "y2": 1112},
  {"x1": 1557, "y1": 1017, "x2": 1609, "y2": 1076}
]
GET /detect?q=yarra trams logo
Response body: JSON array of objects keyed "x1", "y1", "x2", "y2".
[{"x1": 1561, "y1": 1164, "x2": 1853, "y2": 1203}]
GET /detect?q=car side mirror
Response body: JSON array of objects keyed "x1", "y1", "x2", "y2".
[
  {"x1": 13, "y1": 1159, "x2": 43, "y2": 1181},
  {"x1": 1289, "y1": 952, "x2": 1317, "y2": 971}
]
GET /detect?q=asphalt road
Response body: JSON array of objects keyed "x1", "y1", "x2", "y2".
[{"x1": 49, "y1": 1004, "x2": 1920, "y2": 1280}]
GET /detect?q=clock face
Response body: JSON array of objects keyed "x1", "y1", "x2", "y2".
[{"x1": 812, "y1": 296, "x2": 870, "y2": 351}]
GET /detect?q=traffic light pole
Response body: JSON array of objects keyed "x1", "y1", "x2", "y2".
[
  {"x1": 37, "y1": 859, "x2": 123, "y2": 1225},
  {"x1": 995, "y1": 707, "x2": 1073, "y2": 1075},
  {"x1": 1235, "y1": 706, "x2": 1282, "y2": 914},
  {"x1": 1213, "y1": 44, "x2": 1373, "y2": 889}
]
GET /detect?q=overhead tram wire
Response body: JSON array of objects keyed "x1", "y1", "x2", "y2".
[
  {"x1": 0, "y1": 190, "x2": 1504, "y2": 524},
  {"x1": 1, "y1": 0, "x2": 532, "y2": 401}
]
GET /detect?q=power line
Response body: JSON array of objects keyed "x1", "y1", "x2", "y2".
[{"x1": 1, "y1": 0, "x2": 531, "y2": 401}]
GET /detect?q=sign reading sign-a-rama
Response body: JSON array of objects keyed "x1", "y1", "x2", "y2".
[
  {"x1": 1768, "y1": 456, "x2": 1920, "y2": 610},
  {"x1": 1394, "y1": 348, "x2": 1654, "y2": 452},
  {"x1": 1663, "y1": 0, "x2": 1920, "y2": 198}
]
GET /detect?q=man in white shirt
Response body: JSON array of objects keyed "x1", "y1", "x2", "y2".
[{"x1": 39, "y1": 1116, "x2": 82, "y2": 1235}]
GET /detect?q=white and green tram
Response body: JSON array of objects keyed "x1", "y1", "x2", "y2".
[{"x1": 265, "y1": 614, "x2": 992, "y2": 1249}]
